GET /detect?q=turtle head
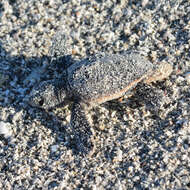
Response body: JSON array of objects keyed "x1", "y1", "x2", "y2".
[{"x1": 28, "y1": 80, "x2": 67, "y2": 110}]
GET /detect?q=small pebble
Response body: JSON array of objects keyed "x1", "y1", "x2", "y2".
[
  {"x1": 113, "y1": 148, "x2": 123, "y2": 162},
  {"x1": 0, "y1": 121, "x2": 12, "y2": 138},
  {"x1": 50, "y1": 145, "x2": 59, "y2": 153}
]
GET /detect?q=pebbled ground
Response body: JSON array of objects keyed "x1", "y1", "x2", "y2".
[{"x1": 0, "y1": 0, "x2": 190, "y2": 189}]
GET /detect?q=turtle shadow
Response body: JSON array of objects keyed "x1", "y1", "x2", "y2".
[
  {"x1": 27, "y1": 106, "x2": 77, "y2": 156},
  {"x1": 0, "y1": 42, "x2": 77, "y2": 156},
  {"x1": 0, "y1": 42, "x2": 188, "y2": 160}
]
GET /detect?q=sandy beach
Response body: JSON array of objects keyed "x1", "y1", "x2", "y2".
[{"x1": 0, "y1": 0, "x2": 190, "y2": 189}]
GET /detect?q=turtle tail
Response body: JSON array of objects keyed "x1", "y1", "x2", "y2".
[{"x1": 143, "y1": 62, "x2": 173, "y2": 84}]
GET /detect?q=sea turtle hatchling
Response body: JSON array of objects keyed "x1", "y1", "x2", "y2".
[{"x1": 28, "y1": 51, "x2": 173, "y2": 155}]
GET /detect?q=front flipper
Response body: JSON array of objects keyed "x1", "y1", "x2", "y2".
[{"x1": 70, "y1": 102, "x2": 95, "y2": 156}]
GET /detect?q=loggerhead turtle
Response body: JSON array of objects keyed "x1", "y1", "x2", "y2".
[{"x1": 28, "y1": 51, "x2": 172, "y2": 155}]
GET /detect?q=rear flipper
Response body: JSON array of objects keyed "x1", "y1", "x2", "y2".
[
  {"x1": 70, "y1": 102, "x2": 95, "y2": 156},
  {"x1": 124, "y1": 89, "x2": 135, "y2": 98}
]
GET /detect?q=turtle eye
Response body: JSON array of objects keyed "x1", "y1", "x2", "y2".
[{"x1": 39, "y1": 98, "x2": 44, "y2": 106}]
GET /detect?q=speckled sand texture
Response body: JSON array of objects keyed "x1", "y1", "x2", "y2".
[{"x1": 0, "y1": 0, "x2": 190, "y2": 189}]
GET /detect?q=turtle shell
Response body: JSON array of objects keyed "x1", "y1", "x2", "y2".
[{"x1": 67, "y1": 51, "x2": 155, "y2": 106}]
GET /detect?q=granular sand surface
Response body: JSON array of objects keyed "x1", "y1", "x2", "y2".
[{"x1": 0, "y1": 0, "x2": 190, "y2": 189}]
